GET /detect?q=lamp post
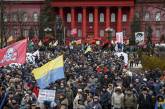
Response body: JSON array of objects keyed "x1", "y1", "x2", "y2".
[{"x1": 55, "y1": 16, "x2": 63, "y2": 45}]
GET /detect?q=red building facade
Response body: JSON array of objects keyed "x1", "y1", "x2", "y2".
[
  {"x1": 51, "y1": 0, "x2": 135, "y2": 42},
  {"x1": 2, "y1": 0, "x2": 165, "y2": 43},
  {"x1": 3, "y1": 0, "x2": 44, "y2": 39},
  {"x1": 135, "y1": 0, "x2": 165, "y2": 43}
]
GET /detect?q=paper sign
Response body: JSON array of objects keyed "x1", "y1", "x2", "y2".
[
  {"x1": 116, "y1": 32, "x2": 123, "y2": 44},
  {"x1": 135, "y1": 32, "x2": 144, "y2": 45},
  {"x1": 38, "y1": 89, "x2": 56, "y2": 102}
]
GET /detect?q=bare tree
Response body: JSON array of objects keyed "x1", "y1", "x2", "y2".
[{"x1": 13, "y1": 10, "x2": 26, "y2": 40}]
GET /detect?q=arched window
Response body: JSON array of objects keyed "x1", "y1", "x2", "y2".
[
  {"x1": 78, "y1": 13, "x2": 82, "y2": 23},
  {"x1": 122, "y1": 14, "x2": 127, "y2": 22},
  {"x1": 23, "y1": 29, "x2": 29, "y2": 37},
  {"x1": 100, "y1": 13, "x2": 104, "y2": 23},
  {"x1": 144, "y1": 12, "x2": 150, "y2": 21},
  {"x1": 135, "y1": 12, "x2": 140, "y2": 18},
  {"x1": 112, "y1": 29, "x2": 116, "y2": 36},
  {"x1": 155, "y1": 12, "x2": 161, "y2": 21},
  {"x1": 23, "y1": 13, "x2": 28, "y2": 22},
  {"x1": 156, "y1": 28, "x2": 161, "y2": 37},
  {"x1": 78, "y1": 29, "x2": 82, "y2": 37},
  {"x1": 33, "y1": 12, "x2": 38, "y2": 22},
  {"x1": 66, "y1": 29, "x2": 71, "y2": 36},
  {"x1": 89, "y1": 13, "x2": 93, "y2": 23},
  {"x1": 67, "y1": 13, "x2": 71, "y2": 22},
  {"x1": 123, "y1": 28, "x2": 126, "y2": 36},
  {"x1": 100, "y1": 29, "x2": 104, "y2": 37},
  {"x1": 13, "y1": 13, "x2": 17, "y2": 22},
  {"x1": 3, "y1": 13, "x2": 8, "y2": 22},
  {"x1": 111, "y1": 13, "x2": 116, "y2": 22}
]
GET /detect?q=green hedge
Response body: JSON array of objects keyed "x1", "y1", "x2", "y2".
[{"x1": 141, "y1": 55, "x2": 165, "y2": 70}]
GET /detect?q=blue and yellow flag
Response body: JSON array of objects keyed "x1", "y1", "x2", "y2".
[
  {"x1": 32, "y1": 55, "x2": 64, "y2": 89},
  {"x1": 155, "y1": 100, "x2": 165, "y2": 109}
]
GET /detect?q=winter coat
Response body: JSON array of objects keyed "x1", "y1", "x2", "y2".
[
  {"x1": 138, "y1": 93, "x2": 152, "y2": 109},
  {"x1": 91, "y1": 102, "x2": 102, "y2": 109},
  {"x1": 124, "y1": 93, "x2": 137, "y2": 108},
  {"x1": 73, "y1": 94, "x2": 83, "y2": 109},
  {"x1": 61, "y1": 98, "x2": 69, "y2": 109},
  {"x1": 100, "y1": 91, "x2": 110, "y2": 106},
  {"x1": 111, "y1": 92, "x2": 124, "y2": 109},
  {"x1": 66, "y1": 89, "x2": 74, "y2": 105},
  {"x1": 84, "y1": 100, "x2": 93, "y2": 109},
  {"x1": 77, "y1": 104, "x2": 86, "y2": 109}
]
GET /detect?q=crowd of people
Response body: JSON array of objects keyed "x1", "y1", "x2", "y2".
[{"x1": 0, "y1": 43, "x2": 165, "y2": 109}]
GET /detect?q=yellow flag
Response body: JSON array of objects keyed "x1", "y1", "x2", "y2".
[
  {"x1": 7, "y1": 36, "x2": 14, "y2": 43},
  {"x1": 85, "y1": 46, "x2": 92, "y2": 54}
]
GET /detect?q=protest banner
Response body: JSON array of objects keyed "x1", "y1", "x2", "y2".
[
  {"x1": 116, "y1": 32, "x2": 123, "y2": 44},
  {"x1": 38, "y1": 89, "x2": 56, "y2": 102},
  {"x1": 135, "y1": 32, "x2": 144, "y2": 45}
]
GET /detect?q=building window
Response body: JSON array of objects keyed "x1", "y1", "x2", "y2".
[
  {"x1": 66, "y1": 29, "x2": 71, "y2": 36},
  {"x1": 123, "y1": 28, "x2": 126, "y2": 36},
  {"x1": 34, "y1": 29, "x2": 39, "y2": 36},
  {"x1": 100, "y1": 29, "x2": 104, "y2": 37},
  {"x1": 135, "y1": 12, "x2": 140, "y2": 18},
  {"x1": 3, "y1": 13, "x2": 8, "y2": 22},
  {"x1": 89, "y1": 13, "x2": 93, "y2": 23},
  {"x1": 111, "y1": 13, "x2": 116, "y2": 22},
  {"x1": 33, "y1": 12, "x2": 38, "y2": 22},
  {"x1": 122, "y1": 14, "x2": 127, "y2": 22},
  {"x1": 144, "y1": 12, "x2": 150, "y2": 21},
  {"x1": 12, "y1": 28, "x2": 17, "y2": 36},
  {"x1": 156, "y1": 29, "x2": 161, "y2": 37},
  {"x1": 155, "y1": 12, "x2": 161, "y2": 21},
  {"x1": 23, "y1": 13, "x2": 28, "y2": 22},
  {"x1": 78, "y1": 29, "x2": 82, "y2": 37},
  {"x1": 23, "y1": 29, "x2": 29, "y2": 37},
  {"x1": 112, "y1": 29, "x2": 116, "y2": 37},
  {"x1": 13, "y1": 13, "x2": 17, "y2": 22},
  {"x1": 100, "y1": 13, "x2": 104, "y2": 23},
  {"x1": 78, "y1": 13, "x2": 82, "y2": 23},
  {"x1": 67, "y1": 13, "x2": 71, "y2": 22}
]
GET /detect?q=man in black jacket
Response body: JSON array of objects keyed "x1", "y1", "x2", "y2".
[
  {"x1": 138, "y1": 87, "x2": 152, "y2": 109},
  {"x1": 100, "y1": 86, "x2": 110, "y2": 109}
]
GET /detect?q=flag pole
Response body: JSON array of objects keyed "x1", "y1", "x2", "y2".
[{"x1": 63, "y1": 27, "x2": 65, "y2": 45}]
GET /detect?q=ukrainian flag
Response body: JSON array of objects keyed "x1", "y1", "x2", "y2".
[{"x1": 32, "y1": 55, "x2": 65, "y2": 89}]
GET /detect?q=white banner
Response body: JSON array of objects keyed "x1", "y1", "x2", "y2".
[
  {"x1": 38, "y1": 89, "x2": 56, "y2": 102},
  {"x1": 114, "y1": 52, "x2": 128, "y2": 65},
  {"x1": 26, "y1": 53, "x2": 35, "y2": 64},
  {"x1": 116, "y1": 32, "x2": 123, "y2": 44},
  {"x1": 135, "y1": 32, "x2": 144, "y2": 45}
]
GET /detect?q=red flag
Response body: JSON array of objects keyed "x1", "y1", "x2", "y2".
[{"x1": 0, "y1": 39, "x2": 27, "y2": 67}]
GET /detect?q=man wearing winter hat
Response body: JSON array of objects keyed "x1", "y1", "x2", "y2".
[
  {"x1": 138, "y1": 87, "x2": 152, "y2": 109},
  {"x1": 111, "y1": 86, "x2": 124, "y2": 109},
  {"x1": 92, "y1": 96, "x2": 102, "y2": 109},
  {"x1": 73, "y1": 89, "x2": 83, "y2": 109}
]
